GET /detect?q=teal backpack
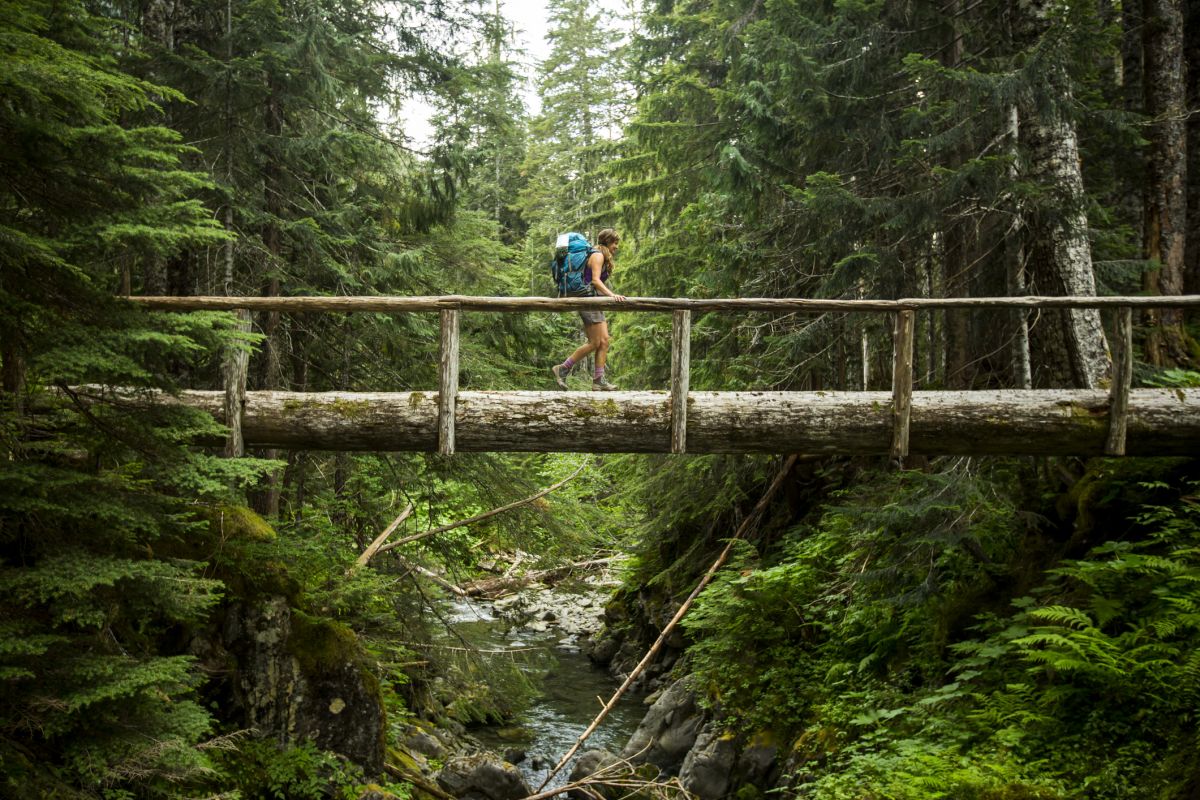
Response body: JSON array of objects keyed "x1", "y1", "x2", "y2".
[{"x1": 551, "y1": 232, "x2": 597, "y2": 295}]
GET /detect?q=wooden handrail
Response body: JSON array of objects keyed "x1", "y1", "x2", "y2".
[{"x1": 126, "y1": 294, "x2": 1200, "y2": 313}]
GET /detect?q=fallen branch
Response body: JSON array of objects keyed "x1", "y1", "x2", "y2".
[
  {"x1": 535, "y1": 454, "x2": 800, "y2": 792},
  {"x1": 352, "y1": 502, "x2": 415, "y2": 570},
  {"x1": 462, "y1": 556, "x2": 623, "y2": 598},
  {"x1": 396, "y1": 555, "x2": 468, "y2": 597},
  {"x1": 376, "y1": 461, "x2": 588, "y2": 555},
  {"x1": 521, "y1": 749, "x2": 693, "y2": 800}
]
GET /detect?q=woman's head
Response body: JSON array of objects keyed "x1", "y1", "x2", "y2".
[
  {"x1": 597, "y1": 228, "x2": 620, "y2": 251},
  {"x1": 596, "y1": 229, "x2": 620, "y2": 272}
]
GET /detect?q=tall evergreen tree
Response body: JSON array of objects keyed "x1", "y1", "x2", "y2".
[
  {"x1": 1140, "y1": 0, "x2": 1193, "y2": 366},
  {"x1": 518, "y1": 0, "x2": 629, "y2": 248},
  {"x1": 0, "y1": 1, "x2": 267, "y2": 793}
]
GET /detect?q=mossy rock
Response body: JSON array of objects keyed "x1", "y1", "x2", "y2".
[
  {"x1": 288, "y1": 611, "x2": 363, "y2": 677},
  {"x1": 386, "y1": 744, "x2": 429, "y2": 776},
  {"x1": 203, "y1": 503, "x2": 277, "y2": 542}
]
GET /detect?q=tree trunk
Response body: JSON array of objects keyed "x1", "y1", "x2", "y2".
[
  {"x1": 1019, "y1": 119, "x2": 1108, "y2": 384},
  {"x1": 124, "y1": 387, "x2": 1200, "y2": 457},
  {"x1": 1022, "y1": 110, "x2": 1110, "y2": 387},
  {"x1": 1184, "y1": 0, "x2": 1200, "y2": 295},
  {"x1": 1013, "y1": 0, "x2": 1109, "y2": 388},
  {"x1": 1, "y1": 340, "x2": 25, "y2": 412},
  {"x1": 255, "y1": 72, "x2": 286, "y2": 516},
  {"x1": 1004, "y1": 105, "x2": 1033, "y2": 388},
  {"x1": 941, "y1": 1, "x2": 973, "y2": 389},
  {"x1": 1141, "y1": 0, "x2": 1192, "y2": 365}
]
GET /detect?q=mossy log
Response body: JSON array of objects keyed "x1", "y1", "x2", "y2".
[{"x1": 115, "y1": 388, "x2": 1200, "y2": 455}]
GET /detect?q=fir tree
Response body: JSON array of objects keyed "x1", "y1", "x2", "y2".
[{"x1": 0, "y1": 1, "x2": 264, "y2": 793}]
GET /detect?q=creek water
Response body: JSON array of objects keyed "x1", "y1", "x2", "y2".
[{"x1": 442, "y1": 596, "x2": 645, "y2": 789}]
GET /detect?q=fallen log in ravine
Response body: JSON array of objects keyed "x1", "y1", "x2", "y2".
[{"x1": 80, "y1": 387, "x2": 1200, "y2": 456}]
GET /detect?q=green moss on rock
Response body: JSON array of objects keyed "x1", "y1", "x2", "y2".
[
  {"x1": 204, "y1": 503, "x2": 277, "y2": 542},
  {"x1": 288, "y1": 612, "x2": 362, "y2": 677}
]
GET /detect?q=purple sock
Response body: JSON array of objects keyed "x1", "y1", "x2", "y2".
[
  {"x1": 594, "y1": 366, "x2": 604, "y2": 381},
  {"x1": 562, "y1": 357, "x2": 575, "y2": 370}
]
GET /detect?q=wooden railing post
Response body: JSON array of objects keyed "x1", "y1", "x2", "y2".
[
  {"x1": 222, "y1": 308, "x2": 251, "y2": 458},
  {"x1": 438, "y1": 308, "x2": 460, "y2": 456},
  {"x1": 891, "y1": 309, "x2": 915, "y2": 463},
  {"x1": 670, "y1": 310, "x2": 691, "y2": 454},
  {"x1": 1105, "y1": 306, "x2": 1133, "y2": 456}
]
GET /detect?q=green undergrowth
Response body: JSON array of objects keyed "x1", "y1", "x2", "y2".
[{"x1": 656, "y1": 457, "x2": 1200, "y2": 798}]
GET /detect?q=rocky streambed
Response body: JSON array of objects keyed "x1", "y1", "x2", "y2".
[
  {"x1": 393, "y1": 571, "x2": 786, "y2": 800},
  {"x1": 450, "y1": 574, "x2": 647, "y2": 791}
]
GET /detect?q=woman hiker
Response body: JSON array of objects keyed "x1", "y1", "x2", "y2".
[{"x1": 551, "y1": 228, "x2": 626, "y2": 391}]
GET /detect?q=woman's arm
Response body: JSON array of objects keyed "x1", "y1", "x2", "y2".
[{"x1": 588, "y1": 252, "x2": 626, "y2": 301}]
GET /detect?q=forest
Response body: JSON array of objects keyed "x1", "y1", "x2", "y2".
[{"x1": 2, "y1": 0, "x2": 1199, "y2": 798}]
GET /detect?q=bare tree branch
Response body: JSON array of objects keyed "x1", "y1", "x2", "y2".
[
  {"x1": 376, "y1": 461, "x2": 588, "y2": 555},
  {"x1": 351, "y1": 502, "x2": 415, "y2": 570}
]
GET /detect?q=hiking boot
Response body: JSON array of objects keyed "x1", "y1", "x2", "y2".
[
  {"x1": 551, "y1": 363, "x2": 570, "y2": 390},
  {"x1": 591, "y1": 376, "x2": 619, "y2": 391}
]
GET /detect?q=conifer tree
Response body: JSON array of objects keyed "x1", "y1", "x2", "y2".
[
  {"x1": 1140, "y1": 0, "x2": 1193, "y2": 366},
  {"x1": 519, "y1": 0, "x2": 628, "y2": 247},
  {"x1": 0, "y1": 1, "x2": 265, "y2": 793}
]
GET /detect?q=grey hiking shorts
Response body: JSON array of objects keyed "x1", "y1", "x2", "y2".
[{"x1": 562, "y1": 289, "x2": 606, "y2": 326}]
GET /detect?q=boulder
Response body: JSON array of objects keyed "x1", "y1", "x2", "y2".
[
  {"x1": 567, "y1": 748, "x2": 620, "y2": 783},
  {"x1": 402, "y1": 729, "x2": 445, "y2": 761},
  {"x1": 620, "y1": 676, "x2": 705, "y2": 775},
  {"x1": 582, "y1": 630, "x2": 620, "y2": 665},
  {"x1": 567, "y1": 749, "x2": 621, "y2": 800},
  {"x1": 436, "y1": 753, "x2": 530, "y2": 800},
  {"x1": 679, "y1": 723, "x2": 737, "y2": 799},
  {"x1": 736, "y1": 730, "x2": 779, "y2": 787},
  {"x1": 227, "y1": 597, "x2": 385, "y2": 774}
]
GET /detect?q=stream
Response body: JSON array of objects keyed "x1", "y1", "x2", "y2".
[{"x1": 441, "y1": 587, "x2": 645, "y2": 790}]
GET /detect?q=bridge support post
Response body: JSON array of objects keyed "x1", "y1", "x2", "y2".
[
  {"x1": 438, "y1": 308, "x2": 460, "y2": 456},
  {"x1": 222, "y1": 309, "x2": 251, "y2": 458},
  {"x1": 891, "y1": 310, "x2": 915, "y2": 463},
  {"x1": 671, "y1": 310, "x2": 691, "y2": 454},
  {"x1": 1105, "y1": 307, "x2": 1133, "y2": 456}
]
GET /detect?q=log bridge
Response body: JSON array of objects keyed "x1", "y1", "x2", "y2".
[{"x1": 128, "y1": 294, "x2": 1200, "y2": 459}]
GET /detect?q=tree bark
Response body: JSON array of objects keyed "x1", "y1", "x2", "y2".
[
  {"x1": 1011, "y1": 0, "x2": 1109, "y2": 388},
  {"x1": 1141, "y1": 0, "x2": 1192, "y2": 365},
  {"x1": 1, "y1": 340, "x2": 25, "y2": 413},
  {"x1": 221, "y1": 310, "x2": 252, "y2": 458},
  {"x1": 118, "y1": 388, "x2": 1200, "y2": 457},
  {"x1": 1184, "y1": 0, "x2": 1200, "y2": 295},
  {"x1": 1020, "y1": 93, "x2": 1109, "y2": 386},
  {"x1": 941, "y1": 2, "x2": 973, "y2": 389},
  {"x1": 255, "y1": 71, "x2": 286, "y2": 516},
  {"x1": 1004, "y1": 104, "x2": 1033, "y2": 388}
]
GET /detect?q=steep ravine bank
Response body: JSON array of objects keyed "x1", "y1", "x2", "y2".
[
  {"x1": 578, "y1": 584, "x2": 784, "y2": 799},
  {"x1": 572, "y1": 456, "x2": 1200, "y2": 799}
]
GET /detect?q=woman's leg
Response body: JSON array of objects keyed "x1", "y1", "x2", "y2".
[
  {"x1": 563, "y1": 322, "x2": 604, "y2": 365},
  {"x1": 553, "y1": 323, "x2": 604, "y2": 387},
  {"x1": 592, "y1": 321, "x2": 611, "y2": 372}
]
